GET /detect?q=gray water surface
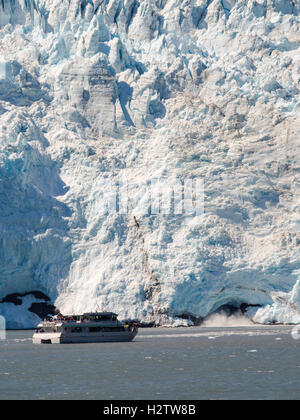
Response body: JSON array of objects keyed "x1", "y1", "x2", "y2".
[{"x1": 0, "y1": 326, "x2": 299, "y2": 400}]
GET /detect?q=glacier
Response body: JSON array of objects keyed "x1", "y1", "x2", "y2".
[{"x1": 0, "y1": 0, "x2": 300, "y2": 328}]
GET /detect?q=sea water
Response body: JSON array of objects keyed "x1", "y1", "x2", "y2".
[{"x1": 0, "y1": 325, "x2": 299, "y2": 400}]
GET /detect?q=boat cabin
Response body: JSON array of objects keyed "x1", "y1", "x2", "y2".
[{"x1": 33, "y1": 312, "x2": 138, "y2": 344}]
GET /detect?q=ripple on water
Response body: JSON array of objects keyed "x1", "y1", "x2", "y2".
[{"x1": 1, "y1": 326, "x2": 298, "y2": 400}]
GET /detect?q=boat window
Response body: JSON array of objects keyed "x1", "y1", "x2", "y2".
[
  {"x1": 89, "y1": 327, "x2": 101, "y2": 332},
  {"x1": 98, "y1": 315, "x2": 113, "y2": 321},
  {"x1": 102, "y1": 327, "x2": 125, "y2": 332},
  {"x1": 71, "y1": 327, "x2": 82, "y2": 333}
]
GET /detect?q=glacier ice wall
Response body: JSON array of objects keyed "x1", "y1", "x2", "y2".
[{"x1": 0, "y1": 0, "x2": 300, "y2": 327}]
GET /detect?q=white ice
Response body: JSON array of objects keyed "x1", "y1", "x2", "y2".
[{"x1": 0, "y1": 0, "x2": 300, "y2": 327}]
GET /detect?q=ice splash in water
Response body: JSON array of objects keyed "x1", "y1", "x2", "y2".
[{"x1": 202, "y1": 312, "x2": 255, "y2": 327}]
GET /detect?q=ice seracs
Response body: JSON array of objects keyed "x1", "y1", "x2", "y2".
[{"x1": 0, "y1": 0, "x2": 300, "y2": 327}]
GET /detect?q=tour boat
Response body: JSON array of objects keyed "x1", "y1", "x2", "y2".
[{"x1": 32, "y1": 312, "x2": 138, "y2": 344}]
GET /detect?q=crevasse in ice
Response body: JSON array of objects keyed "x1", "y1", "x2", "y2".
[{"x1": 0, "y1": 0, "x2": 300, "y2": 327}]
